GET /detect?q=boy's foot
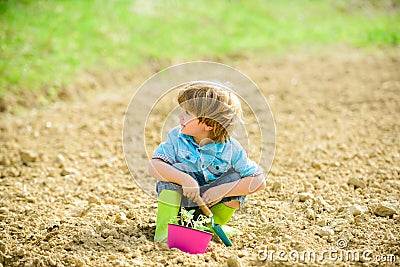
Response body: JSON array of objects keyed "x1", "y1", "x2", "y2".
[
  {"x1": 155, "y1": 242, "x2": 170, "y2": 251},
  {"x1": 220, "y1": 225, "x2": 243, "y2": 238}
]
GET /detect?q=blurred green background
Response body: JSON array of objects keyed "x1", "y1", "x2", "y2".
[{"x1": 0, "y1": 0, "x2": 399, "y2": 112}]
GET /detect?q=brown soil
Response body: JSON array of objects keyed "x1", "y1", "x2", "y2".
[{"x1": 0, "y1": 47, "x2": 399, "y2": 266}]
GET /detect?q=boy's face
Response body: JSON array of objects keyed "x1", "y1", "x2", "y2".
[{"x1": 178, "y1": 108, "x2": 212, "y2": 140}]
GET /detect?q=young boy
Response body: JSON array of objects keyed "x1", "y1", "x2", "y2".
[{"x1": 148, "y1": 82, "x2": 266, "y2": 242}]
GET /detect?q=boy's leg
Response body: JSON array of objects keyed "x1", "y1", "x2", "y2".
[
  {"x1": 210, "y1": 201, "x2": 237, "y2": 225},
  {"x1": 154, "y1": 182, "x2": 182, "y2": 243},
  {"x1": 154, "y1": 172, "x2": 201, "y2": 243},
  {"x1": 223, "y1": 199, "x2": 240, "y2": 209},
  {"x1": 201, "y1": 170, "x2": 246, "y2": 226}
]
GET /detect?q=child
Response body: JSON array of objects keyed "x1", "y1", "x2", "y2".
[{"x1": 148, "y1": 82, "x2": 266, "y2": 242}]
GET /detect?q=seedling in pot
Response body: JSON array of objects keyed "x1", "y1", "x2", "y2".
[{"x1": 169, "y1": 208, "x2": 211, "y2": 233}]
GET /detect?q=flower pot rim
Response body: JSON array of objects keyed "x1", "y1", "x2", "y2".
[{"x1": 168, "y1": 223, "x2": 213, "y2": 235}]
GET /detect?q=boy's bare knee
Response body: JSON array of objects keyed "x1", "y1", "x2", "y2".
[{"x1": 223, "y1": 200, "x2": 240, "y2": 209}]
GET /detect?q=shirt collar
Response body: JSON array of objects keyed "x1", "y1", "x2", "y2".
[{"x1": 178, "y1": 129, "x2": 225, "y2": 153}]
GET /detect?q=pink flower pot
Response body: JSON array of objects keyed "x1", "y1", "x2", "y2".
[{"x1": 167, "y1": 224, "x2": 213, "y2": 254}]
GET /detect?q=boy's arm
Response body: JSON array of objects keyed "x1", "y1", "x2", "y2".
[
  {"x1": 224, "y1": 173, "x2": 266, "y2": 196},
  {"x1": 148, "y1": 159, "x2": 200, "y2": 201},
  {"x1": 202, "y1": 173, "x2": 266, "y2": 206}
]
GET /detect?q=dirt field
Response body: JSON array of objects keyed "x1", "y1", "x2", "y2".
[{"x1": 0, "y1": 48, "x2": 399, "y2": 266}]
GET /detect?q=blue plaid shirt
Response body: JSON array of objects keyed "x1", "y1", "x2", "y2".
[{"x1": 152, "y1": 126, "x2": 262, "y2": 183}]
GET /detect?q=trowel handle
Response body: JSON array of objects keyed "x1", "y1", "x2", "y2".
[{"x1": 195, "y1": 197, "x2": 213, "y2": 218}]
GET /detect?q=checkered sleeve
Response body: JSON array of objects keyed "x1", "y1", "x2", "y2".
[{"x1": 152, "y1": 152, "x2": 174, "y2": 165}]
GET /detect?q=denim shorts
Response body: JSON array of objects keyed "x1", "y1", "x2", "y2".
[{"x1": 156, "y1": 169, "x2": 246, "y2": 208}]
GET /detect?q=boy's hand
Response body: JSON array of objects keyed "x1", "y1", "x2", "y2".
[
  {"x1": 182, "y1": 178, "x2": 200, "y2": 201},
  {"x1": 202, "y1": 184, "x2": 231, "y2": 207}
]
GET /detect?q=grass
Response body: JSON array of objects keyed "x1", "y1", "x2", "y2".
[{"x1": 0, "y1": 0, "x2": 399, "y2": 109}]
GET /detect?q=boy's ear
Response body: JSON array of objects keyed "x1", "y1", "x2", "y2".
[{"x1": 205, "y1": 125, "x2": 213, "y2": 131}]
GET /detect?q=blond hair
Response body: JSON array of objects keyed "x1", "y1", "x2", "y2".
[{"x1": 177, "y1": 82, "x2": 243, "y2": 142}]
